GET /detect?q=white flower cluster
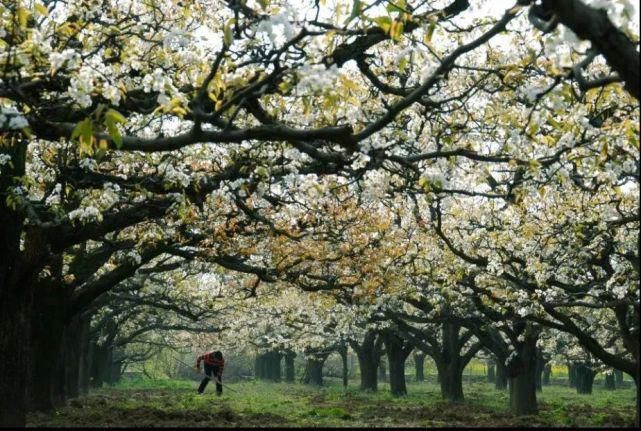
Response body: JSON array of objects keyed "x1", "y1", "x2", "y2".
[
  {"x1": 68, "y1": 206, "x2": 103, "y2": 224},
  {"x1": 159, "y1": 162, "x2": 191, "y2": 188},
  {"x1": 68, "y1": 67, "x2": 96, "y2": 107},
  {"x1": 606, "y1": 273, "x2": 631, "y2": 299},
  {"x1": 98, "y1": 182, "x2": 121, "y2": 208},
  {"x1": 0, "y1": 153, "x2": 11, "y2": 167},
  {"x1": 254, "y1": 12, "x2": 295, "y2": 47},
  {"x1": 350, "y1": 152, "x2": 370, "y2": 170},
  {"x1": 102, "y1": 83, "x2": 121, "y2": 105},
  {"x1": 45, "y1": 183, "x2": 62, "y2": 206},
  {"x1": 163, "y1": 29, "x2": 190, "y2": 50},
  {"x1": 487, "y1": 256, "x2": 503, "y2": 275},
  {"x1": 295, "y1": 64, "x2": 339, "y2": 94},
  {"x1": 79, "y1": 158, "x2": 97, "y2": 170},
  {"x1": 143, "y1": 68, "x2": 173, "y2": 104},
  {"x1": 49, "y1": 49, "x2": 81, "y2": 73},
  {"x1": 125, "y1": 250, "x2": 142, "y2": 265},
  {"x1": 0, "y1": 107, "x2": 29, "y2": 130}
]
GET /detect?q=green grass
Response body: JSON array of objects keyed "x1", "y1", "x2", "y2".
[{"x1": 26, "y1": 378, "x2": 637, "y2": 427}]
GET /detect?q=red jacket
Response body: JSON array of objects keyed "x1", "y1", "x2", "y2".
[{"x1": 196, "y1": 352, "x2": 225, "y2": 375}]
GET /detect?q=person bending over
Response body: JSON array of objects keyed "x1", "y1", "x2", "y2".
[{"x1": 196, "y1": 350, "x2": 225, "y2": 395}]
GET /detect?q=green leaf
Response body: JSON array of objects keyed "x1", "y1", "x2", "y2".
[
  {"x1": 105, "y1": 108, "x2": 126, "y2": 124},
  {"x1": 389, "y1": 19, "x2": 404, "y2": 42},
  {"x1": 104, "y1": 109, "x2": 126, "y2": 149},
  {"x1": 17, "y1": 7, "x2": 30, "y2": 29},
  {"x1": 344, "y1": 0, "x2": 362, "y2": 25},
  {"x1": 72, "y1": 118, "x2": 94, "y2": 154},
  {"x1": 372, "y1": 16, "x2": 392, "y2": 34},
  {"x1": 386, "y1": 0, "x2": 406, "y2": 14},
  {"x1": 424, "y1": 21, "x2": 435, "y2": 43},
  {"x1": 223, "y1": 19, "x2": 235, "y2": 47}
]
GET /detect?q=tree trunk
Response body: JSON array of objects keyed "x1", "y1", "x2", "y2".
[
  {"x1": 614, "y1": 369, "x2": 624, "y2": 388},
  {"x1": 384, "y1": 332, "x2": 413, "y2": 397},
  {"x1": 414, "y1": 353, "x2": 425, "y2": 382},
  {"x1": 110, "y1": 358, "x2": 123, "y2": 384},
  {"x1": 352, "y1": 331, "x2": 382, "y2": 392},
  {"x1": 78, "y1": 317, "x2": 91, "y2": 395},
  {"x1": 52, "y1": 341, "x2": 67, "y2": 407},
  {"x1": 604, "y1": 372, "x2": 616, "y2": 390},
  {"x1": 338, "y1": 345, "x2": 348, "y2": 387},
  {"x1": 535, "y1": 349, "x2": 546, "y2": 392},
  {"x1": 378, "y1": 358, "x2": 387, "y2": 382},
  {"x1": 269, "y1": 351, "x2": 282, "y2": 382},
  {"x1": 90, "y1": 342, "x2": 113, "y2": 388},
  {"x1": 284, "y1": 351, "x2": 296, "y2": 383},
  {"x1": 542, "y1": 364, "x2": 551, "y2": 386},
  {"x1": 0, "y1": 295, "x2": 30, "y2": 426},
  {"x1": 305, "y1": 357, "x2": 325, "y2": 386},
  {"x1": 567, "y1": 363, "x2": 577, "y2": 388},
  {"x1": 356, "y1": 350, "x2": 378, "y2": 391},
  {"x1": 89, "y1": 341, "x2": 101, "y2": 388},
  {"x1": 507, "y1": 326, "x2": 539, "y2": 415},
  {"x1": 0, "y1": 137, "x2": 34, "y2": 427},
  {"x1": 256, "y1": 351, "x2": 281, "y2": 381},
  {"x1": 64, "y1": 318, "x2": 83, "y2": 399},
  {"x1": 487, "y1": 359, "x2": 496, "y2": 383},
  {"x1": 436, "y1": 360, "x2": 464, "y2": 402},
  {"x1": 575, "y1": 363, "x2": 596, "y2": 394},
  {"x1": 26, "y1": 273, "x2": 66, "y2": 413},
  {"x1": 255, "y1": 354, "x2": 264, "y2": 379},
  {"x1": 435, "y1": 321, "x2": 466, "y2": 401},
  {"x1": 496, "y1": 361, "x2": 508, "y2": 390}
]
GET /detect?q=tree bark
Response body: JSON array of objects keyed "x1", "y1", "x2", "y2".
[
  {"x1": 575, "y1": 363, "x2": 596, "y2": 394},
  {"x1": 614, "y1": 369, "x2": 624, "y2": 388},
  {"x1": 604, "y1": 371, "x2": 616, "y2": 390},
  {"x1": 378, "y1": 357, "x2": 387, "y2": 382},
  {"x1": 0, "y1": 140, "x2": 34, "y2": 427},
  {"x1": 414, "y1": 353, "x2": 426, "y2": 382},
  {"x1": 338, "y1": 344, "x2": 348, "y2": 387},
  {"x1": 351, "y1": 331, "x2": 382, "y2": 392},
  {"x1": 542, "y1": 364, "x2": 551, "y2": 386},
  {"x1": 487, "y1": 359, "x2": 496, "y2": 383},
  {"x1": 567, "y1": 362, "x2": 577, "y2": 388},
  {"x1": 26, "y1": 263, "x2": 66, "y2": 413},
  {"x1": 495, "y1": 361, "x2": 508, "y2": 390},
  {"x1": 284, "y1": 351, "x2": 296, "y2": 383},
  {"x1": 64, "y1": 317, "x2": 83, "y2": 399},
  {"x1": 434, "y1": 322, "x2": 467, "y2": 402},
  {"x1": 383, "y1": 332, "x2": 413, "y2": 397},
  {"x1": 436, "y1": 360, "x2": 464, "y2": 402},
  {"x1": 269, "y1": 351, "x2": 282, "y2": 382},
  {"x1": 305, "y1": 357, "x2": 326, "y2": 386},
  {"x1": 535, "y1": 348, "x2": 547, "y2": 392},
  {"x1": 507, "y1": 326, "x2": 539, "y2": 415},
  {"x1": 78, "y1": 318, "x2": 91, "y2": 395},
  {"x1": 540, "y1": 0, "x2": 640, "y2": 100}
]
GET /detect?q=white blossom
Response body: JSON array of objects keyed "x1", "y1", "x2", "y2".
[{"x1": 68, "y1": 206, "x2": 103, "y2": 224}]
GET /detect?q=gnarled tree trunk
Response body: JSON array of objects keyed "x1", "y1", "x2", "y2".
[
  {"x1": 383, "y1": 332, "x2": 413, "y2": 397},
  {"x1": 575, "y1": 363, "x2": 596, "y2": 394},
  {"x1": 507, "y1": 325, "x2": 539, "y2": 415},
  {"x1": 351, "y1": 331, "x2": 383, "y2": 392},
  {"x1": 414, "y1": 353, "x2": 426, "y2": 382},
  {"x1": 284, "y1": 351, "x2": 296, "y2": 383}
]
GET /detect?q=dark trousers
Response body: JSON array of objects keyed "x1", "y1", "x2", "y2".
[{"x1": 198, "y1": 364, "x2": 222, "y2": 395}]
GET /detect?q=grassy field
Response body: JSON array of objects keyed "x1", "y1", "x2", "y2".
[{"x1": 26, "y1": 377, "x2": 637, "y2": 427}]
